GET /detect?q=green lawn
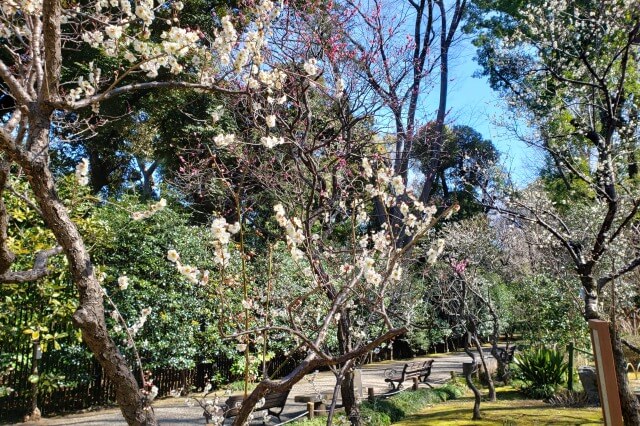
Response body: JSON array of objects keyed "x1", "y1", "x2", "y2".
[{"x1": 393, "y1": 397, "x2": 603, "y2": 425}]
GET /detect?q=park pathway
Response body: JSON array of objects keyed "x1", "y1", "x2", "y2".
[{"x1": 21, "y1": 349, "x2": 491, "y2": 426}]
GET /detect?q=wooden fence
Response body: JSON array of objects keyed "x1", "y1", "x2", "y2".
[{"x1": 0, "y1": 302, "x2": 299, "y2": 422}]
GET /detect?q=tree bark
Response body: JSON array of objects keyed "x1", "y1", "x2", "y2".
[
  {"x1": 473, "y1": 335, "x2": 496, "y2": 401},
  {"x1": 337, "y1": 312, "x2": 361, "y2": 425},
  {"x1": 464, "y1": 333, "x2": 481, "y2": 420},
  {"x1": 341, "y1": 369, "x2": 360, "y2": 425},
  {"x1": 580, "y1": 277, "x2": 640, "y2": 425},
  {"x1": 24, "y1": 151, "x2": 156, "y2": 426},
  {"x1": 610, "y1": 323, "x2": 640, "y2": 425}
]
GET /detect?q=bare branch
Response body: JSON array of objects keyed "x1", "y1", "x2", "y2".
[{"x1": 0, "y1": 246, "x2": 63, "y2": 284}]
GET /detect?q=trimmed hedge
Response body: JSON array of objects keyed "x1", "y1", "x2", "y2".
[{"x1": 292, "y1": 383, "x2": 465, "y2": 425}]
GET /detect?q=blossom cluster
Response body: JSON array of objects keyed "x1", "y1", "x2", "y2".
[
  {"x1": 75, "y1": 158, "x2": 90, "y2": 186},
  {"x1": 131, "y1": 198, "x2": 167, "y2": 220},
  {"x1": 166, "y1": 249, "x2": 209, "y2": 285},
  {"x1": 211, "y1": 217, "x2": 241, "y2": 267},
  {"x1": 273, "y1": 204, "x2": 305, "y2": 261}
]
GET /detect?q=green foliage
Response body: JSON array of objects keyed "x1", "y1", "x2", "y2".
[
  {"x1": 230, "y1": 351, "x2": 275, "y2": 382},
  {"x1": 88, "y1": 194, "x2": 216, "y2": 369},
  {"x1": 292, "y1": 382, "x2": 465, "y2": 426},
  {"x1": 359, "y1": 383, "x2": 466, "y2": 424},
  {"x1": 514, "y1": 346, "x2": 568, "y2": 399},
  {"x1": 225, "y1": 380, "x2": 259, "y2": 392},
  {"x1": 509, "y1": 275, "x2": 588, "y2": 347}
]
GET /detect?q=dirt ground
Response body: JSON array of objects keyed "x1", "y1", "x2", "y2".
[{"x1": 18, "y1": 349, "x2": 489, "y2": 426}]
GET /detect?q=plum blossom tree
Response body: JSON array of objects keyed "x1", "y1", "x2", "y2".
[
  {"x1": 165, "y1": 16, "x2": 459, "y2": 420},
  {"x1": 1, "y1": 0, "x2": 461, "y2": 425},
  {"x1": 473, "y1": 0, "x2": 640, "y2": 422},
  {"x1": 340, "y1": 0, "x2": 468, "y2": 207},
  {"x1": 0, "y1": 0, "x2": 279, "y2": 423}
]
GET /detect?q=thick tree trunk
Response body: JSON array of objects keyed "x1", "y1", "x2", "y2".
[
  {"x1": 473, "y1": 335, "x2": 496, "y2": 401},
  {"x1": 341, "y1": 369, "x2": 360, "y2": 425},
  {"x1": 580, "y1": 276, "x2": 640, "y2": 425},
  {"x1": 26, "y1": 157, "x2": 156, "y2": 426},
  {"x1": 610, "y1": 324, "x2": 640, "y2": 425},
  {"x1": 337, "y1": 313, "x2": 361, "y2": 425},
  {"x1": 464, "y1": 333, "x2": 481, "y2": 420}
]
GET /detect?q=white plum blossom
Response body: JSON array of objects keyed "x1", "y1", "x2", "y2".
[
  {"x1": 104, "y1": 25, "x2": 123, "y2": 39},
  {"x1": 391, "y1": 175, "x2": 405, "y2": 194},
  {"x1": 260, "y1": 136, "x2": 285, "y2": 148},
  {"x1": 131, "y1": 198, "x2": 167, "y2": 220},
  {"x1": 214, "y1": 133, "x2": 235, "y2": 148},
  {"x1": 118, "y1": 275, "x2": 129, "y2": 290},
  {"x1": 426, "y1": 239, "x2": 445, "y2": 264},
  {"x1": 303, "y1": 58, "x2": 319, "y2": 76},
  {"x1": 361, "y1": 158, "x2": 373, "y2": 178},
  {"x1": 167, "y1": 249, "x2": 180, "y2": 263},
  {"x1": 75, "y1": 158, "x2": 90, "y2": 186},
  {"x1": 266, "y1": 114, "x2": 276, "y2": 128}
]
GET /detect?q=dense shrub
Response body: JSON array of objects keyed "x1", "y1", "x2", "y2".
[
  {"x1": 514, "y1": 346, "x2": 568, "y2": 399},
  {"x1": 291, "y1": 382, "x2": 464, "y2": 425},
  {"x1": 359, "y1": 383, "x2": 465, "y2": 424}
]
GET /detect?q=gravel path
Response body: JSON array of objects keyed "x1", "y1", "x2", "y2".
[{"x1": 20, "y1": 349, "x2": 490, "y2": 426}]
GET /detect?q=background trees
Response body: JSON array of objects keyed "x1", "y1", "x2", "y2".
[
  {"x1": 470, "y1": 0, "x2": 640, "y2": 422},
  {"x1": 2, "y1": 0, "x2": 640, "y2": 424}
]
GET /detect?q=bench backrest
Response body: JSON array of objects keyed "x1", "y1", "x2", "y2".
[
  {"x1": 403, "y1": 360, "x2": 433, "y2": 377},
  {"x1": 224, "y1": 390, "x2": 289, "y2": 418}
]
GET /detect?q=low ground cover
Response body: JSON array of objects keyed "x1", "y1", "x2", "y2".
[
  {"x1": 292, "y1": 382, "x2": 466, "y2": 425},
  {"x1": 393, "y1": 387, "x2": 603, "y2": 425}
]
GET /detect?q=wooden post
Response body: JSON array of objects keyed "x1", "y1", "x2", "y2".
[
  {"x1": 412, "y1": 377, "x2": 419, "y2": 391},
  {"x1": 567, "y1": 342, "x2": 574, "y2": 391},
  {"x1": 306, "y1": 402, "x2": 314, "y2": 419},
  {"x1": 368, "y1": 387, "x2": 375, "y2": 402},
  {"x1": 589, "y1": 320, "x2": 623, "y2": 426}
]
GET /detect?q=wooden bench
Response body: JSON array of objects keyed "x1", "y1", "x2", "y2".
[
  {"x1": 223, "y1": 389, "x2": 290, "y2": 421},
  {"x1": 384, "y1": 359, "x2": 434, "y2": 391}
]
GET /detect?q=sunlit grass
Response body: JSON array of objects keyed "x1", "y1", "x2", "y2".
[{"x1": 393, "y1": 387, "x2": 603, "y2": 425}]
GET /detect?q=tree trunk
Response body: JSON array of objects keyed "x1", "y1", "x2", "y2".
[
  {"x1": 473, "y1": 335, "x2": 496, "y2": 401},
  {"x1": 26, "y1": 158, "x2": 156, "y2": 426},
  {"x1": 27, "y1": 340, "x2": 41, "y2": 421},
  {"x1": 337, "y1": 313, "x2": 360, "y2": 425},
  {"x1": 341, "y1": 369, "x2": 360, "y2": 425},
  {"x1": 327, "y1": 373, "x2": 344, "y2": 426},
  {"x1": 610, "y1": 323, "x2": 640, "y2": 425},
  {"x1": 463, "y1": 333, "x2": 481, "y2": 420},
  {"x1": 581, "y1": 276, "x2": 640, "y2": 425}
]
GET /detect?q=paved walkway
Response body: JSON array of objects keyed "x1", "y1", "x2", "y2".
[{"x1": 21, "y1": 349, "x2": 490, "y2": 425}]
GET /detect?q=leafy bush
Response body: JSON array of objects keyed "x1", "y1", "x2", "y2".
[
  {"x1": 358, "y1": 382, "x2": 466, "y2": 424},
  {"x1": 291, "y1": 382, "x2": 465, "y2": 425},
  {"x1": 514, "y1": 346, "x2": 568, "y2": 398}
]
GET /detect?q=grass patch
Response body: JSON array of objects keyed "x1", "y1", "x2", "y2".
[
  {"x1": 293, "y1": 382, "x2": 466, "y2": 425},
  {"x1": 361, "y1": 383, "x2": 466, "y2": 424},
  {"x1": 394, "y1": 388, "x2": 603, "y2": 425}
]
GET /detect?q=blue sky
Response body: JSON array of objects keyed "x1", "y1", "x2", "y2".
[{"x1": 433, "y1": 37, "x2": 540, "y2": 185}]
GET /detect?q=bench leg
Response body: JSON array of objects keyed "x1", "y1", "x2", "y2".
[{"x1": 420, "y1": 376, "x2": 434, "y2": 388}]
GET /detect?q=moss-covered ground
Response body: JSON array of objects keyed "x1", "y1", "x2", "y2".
[{"x1": 393, "y1": 387, "x2": 603, "y2": 425}]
